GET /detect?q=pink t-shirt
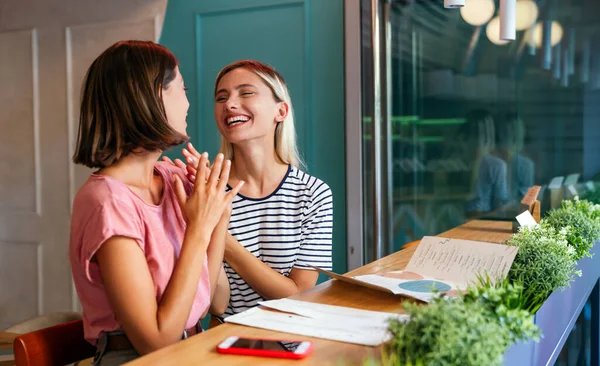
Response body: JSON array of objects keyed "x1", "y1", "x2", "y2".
[{"x1": 69, "y1": 162, "x2": 210, "y2": 344}]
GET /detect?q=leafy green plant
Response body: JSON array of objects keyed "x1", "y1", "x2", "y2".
[
  {"x1": 362, "y1": 196, "x2": 600, "y2": 366},
  {"x1": 386, "y1": 297, "x2": 511, "y2": 366},
  {"x1": 462, "y1": 275, "x2": 541, "y2": 340},
  {"x1": 506, "y1": 224, "x2": 580, "y2": 310},
  {"x1": 542, "y1": 198, "x2": 600, "y2": 260},
  {"x1": 372, "y1": 277, "x2": 541, "y2": 366}
]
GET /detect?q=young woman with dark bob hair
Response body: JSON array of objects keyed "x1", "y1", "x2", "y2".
[{"x1": 69, "y1": 40, "x2": 243, "y2": 365}]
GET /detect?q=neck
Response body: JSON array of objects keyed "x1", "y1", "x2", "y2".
[
  {"x1": 99, "y1": 150, "x2": 162, "y2": 188},
  {"x1": 497, "y1": 147, "x2": 514, "y2": 162},
  {"x1": 230, "y1": 140, "x2": 288, "y2": 196}
]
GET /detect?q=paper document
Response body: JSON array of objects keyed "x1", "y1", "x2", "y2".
[
  {"x1": 516, "y1": 210, "x2": 538, "y2": 229},
  {"x1": 352, "y1": 272, "x2": 459, "y2": 303},
  {"x1": 314, "y1": 236, "x2": 518, "y2": 303},
  {"x1": 224, "y1": 299, "x2": 408, "y2": 346},
  {"x1": 258, "y1": 298, "x2": 407, "y2": 328}
]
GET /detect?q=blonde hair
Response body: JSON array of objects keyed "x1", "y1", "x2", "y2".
[{"x1": 214, "y1": 60, "x2": 304, "y2": 169}]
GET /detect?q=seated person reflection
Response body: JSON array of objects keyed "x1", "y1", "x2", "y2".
[
  {"x1": 454, "y1": 110, "x2": 508, "y2": 217},
  {"x1": 494, "y1": 113, "x2": 535, "y2": 202}
]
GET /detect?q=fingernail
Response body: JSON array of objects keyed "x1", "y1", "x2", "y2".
[
  {"x1": 218, "y1": 153, "x2": 224, "y2": 159},
  {"x1": 203, "y1": 152, "x2": 208, "y2": 158}
]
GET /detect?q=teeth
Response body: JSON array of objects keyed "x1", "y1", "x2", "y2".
[{"x1": 227, "y1": 115, "x2": 250, "y2": 125}]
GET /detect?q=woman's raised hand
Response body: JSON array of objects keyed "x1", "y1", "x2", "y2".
[
  {"x1": 172, "y1": 153, "x2": 243, "y2": 243},
  {"x1": 161, "y1": 142, "x2": 204, "y2": 184}
]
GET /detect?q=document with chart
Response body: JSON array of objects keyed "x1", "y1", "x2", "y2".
[{"x1": 313, "y1": 236, "x2": 519, "y2": 303}]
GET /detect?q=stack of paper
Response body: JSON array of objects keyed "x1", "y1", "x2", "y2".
[{"x1": 224, "y1": 299, "x2": 408, "y2": 346}]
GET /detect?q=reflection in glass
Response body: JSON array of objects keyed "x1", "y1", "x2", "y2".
[
  {"x1": 454, "y1": 110, "x2": 508, "y2": 217},
  {"x1": 494, "y1": 113, "x2": 535, "y2": 202},
  {"x1": 359, "y1": 0, "x2": 600, "y2": 254}
]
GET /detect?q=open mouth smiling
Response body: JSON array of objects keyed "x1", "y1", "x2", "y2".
[{"x1": 226, "y1": 115, "x2": 250, "y2": 126}]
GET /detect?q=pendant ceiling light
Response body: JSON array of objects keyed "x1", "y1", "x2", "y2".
[
  {"x1": 460, "y1": 0, "x2": 495, "y2": 26},
  {"x1": 515, "y1": 0, "x2": 539, "y2": 30},
  {"x1": 581, "y1": 40, "x2": 590, "y2": 83},
  {"x1": 500, "y1": 0, "x2": 516, "y2": 40},
  {"x1": 487, "y1": 16, "x2": 510, "y2": 45},
  {"x1": 445, "y1": 0, "x2": 465, "y2": 8},
  {"x1": 529, "y1": 21, "x2": 564, "y2": 48}
]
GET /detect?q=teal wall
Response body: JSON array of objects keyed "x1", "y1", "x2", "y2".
[{"x1": 160, "y1": 0, "x2": 347, "y2": 278}]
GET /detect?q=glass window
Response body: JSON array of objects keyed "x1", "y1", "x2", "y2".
[{"x1": 360, "y1": 0, "x2": 600, "y2": 258}]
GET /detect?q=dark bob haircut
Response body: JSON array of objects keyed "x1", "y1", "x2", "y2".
[{"x1": 73, "y1": 40, "x2": 187, "y2": 168}]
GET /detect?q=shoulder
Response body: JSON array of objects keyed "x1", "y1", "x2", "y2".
[
  {"x1": 514, "y1": 154, "x2": 534, "y2": 168},
  {"x1": 481, "y1": 154, "x2": 507, "y2": 172},
  {"x1": 482, "y1": 153, "x2": 506, "y2": 166},
  {"x1": 155, "y1": 161, "x2": 192, "y2": 196},
  {"x1": 155, "y1": 160, "x2": 186, "y2": 181},
  {"x1": 287, "y1": 166, "x2": 332, "y2": 198},
  {"x1": 71, "y1": 175, "x2": 143, "y2": 242},
  {"x1": 73, "y1": 175, "x2": 136, "y2": 214}
]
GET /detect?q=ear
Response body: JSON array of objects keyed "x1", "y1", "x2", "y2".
[{"x1": 275, "y1": 102, "x2": 289, "y2": 123}]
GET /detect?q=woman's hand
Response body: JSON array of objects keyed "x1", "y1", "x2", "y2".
[
  {"x1": 181, "y1": 143, "x2": 203, "y2": 183},
  {"x1": 161, "y1": 142, "x2": 204, "y2": 184},
  {"x1": 172, "y1": 153, "x2": 243, "y2": 243}
]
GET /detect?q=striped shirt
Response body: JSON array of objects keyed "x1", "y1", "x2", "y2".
[{"x1": 222, "y1": 165, "x2": 333, "y2": 317}]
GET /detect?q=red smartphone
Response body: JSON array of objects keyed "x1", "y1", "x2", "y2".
[{"x1": 216, "y1": 336, "x2": 313, "y2": 360}]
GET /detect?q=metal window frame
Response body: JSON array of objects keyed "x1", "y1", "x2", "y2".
[
  {"x1": 345, "y1": 0, "x2": 392, "y2": 269},
  {"x1": 344, "y1": 0, "x2": 364, "y2": 270}
]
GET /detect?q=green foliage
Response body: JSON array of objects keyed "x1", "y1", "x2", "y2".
[
  {"x1": 462, "y1": 275, "x2": 541, "y2": 341},
  {"x1": 371, "y1": 197, "x2": 600, "y2": 366},
  {"x1": 506, "y1": 224, "x2": 580, "y2": 310},
  {"x1": 386, "y1": 298, "x2": 510, "y2": 366},
  {"x1": 542, "y1": 198, "x2": 600, "y2": 260},
  {"x1": 376, "y1": 278, "x2": 540, "y2": 366}
]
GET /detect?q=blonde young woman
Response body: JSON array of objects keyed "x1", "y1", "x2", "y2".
[{"x1": 166, "y1": 60, "x2": 333, "y2": 320}]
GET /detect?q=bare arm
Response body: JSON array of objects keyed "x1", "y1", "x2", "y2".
[
  {"x1": 208, "y1": 266, "x2": 231, "y2": 316},
  {"x1": 96, "y1": 153, "x2": 243, "y2": 355},
  {"x1": 223, "y1": 233, "x2": 318, "y2": 300},
  {"x1": 203, "y1": 206, "x2": 231, "y2": 318},
  {"x1": 96, "y1": 231, "x2": 208, "y2": 355},
  {"x1": 163, "y1": 147, "x2": 232, "y2": 317}
]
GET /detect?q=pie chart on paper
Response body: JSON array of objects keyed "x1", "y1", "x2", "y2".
[{"x1": 397, "y1": 280, "x2": 451, "y2": 293}]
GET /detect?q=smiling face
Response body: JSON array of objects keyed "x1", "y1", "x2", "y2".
[{"x1": 214, "y1": 67, "x2": 288, "y2": 145}]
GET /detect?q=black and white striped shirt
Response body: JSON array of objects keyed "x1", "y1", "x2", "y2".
[{"x1": 222, "y1": 165, "x2": 333, "y2": 317}]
